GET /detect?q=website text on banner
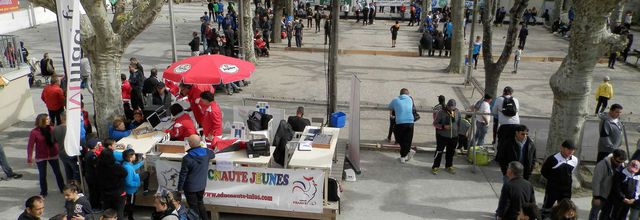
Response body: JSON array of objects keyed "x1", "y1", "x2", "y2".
[
  {"x1": 56, "y1": 0, "x2": 83, "y2": 156},
  {"x1": 155, "y1": 160, "x2": 326, "y2": 213}
]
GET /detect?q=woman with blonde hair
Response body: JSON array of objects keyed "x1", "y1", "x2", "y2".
[{"x1": 27, "y1": 113, "x2": 65, "y2": 197}]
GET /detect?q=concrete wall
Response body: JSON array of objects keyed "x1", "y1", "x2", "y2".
[
  {"x1": 0, "y1": 68, "x2": 34, "y2": 131},
  {"x1": 0, "y1": 6, "x2": 58, "y2": 35}
]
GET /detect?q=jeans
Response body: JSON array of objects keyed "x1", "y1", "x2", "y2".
[
  {"x1": 473, "y1": 121, "x2": 488, "y2": 146},
  {"x1": 186, "y1": 190, "x2": 209, "y2": 220},
  {"x1": 295, "y1": 35, "x2": 302, "y2": 47},
  {"x1": 0, "y1": 144, "x2": 16, "y2": 176},
  {"x1": 36, "y1": 159, "x2": 65, "y2": 196},
  {"x1": 589, "y1": 198, "x2": 606, "y2": 220},
  {"x1": 433, "y1": 134, "x2": 458, "y2": 168},
  {"x1": 393, "y1": 123, "x2": 414, "y2": 158},
  {"x1": 59, "y1": 155, "x2": 80, "y2": 182},
  {"x1": 629, "y1": 206, "x2": 640, "y2": 220}
]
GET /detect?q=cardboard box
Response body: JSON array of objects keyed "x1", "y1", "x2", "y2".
[
  {"x1": 156, "y1": 141, "x2": 188, "y2": 154},
  {"x1": 133, "y1": 125, "x2": 156, "y2": 139}
]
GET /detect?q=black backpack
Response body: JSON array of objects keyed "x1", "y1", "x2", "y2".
[
  {"x1": 247, "y1": 111, "x2": 273, "y2": 131},
  {"x1": 501, "y1": 96, "x2": 518, "y2": 117}
]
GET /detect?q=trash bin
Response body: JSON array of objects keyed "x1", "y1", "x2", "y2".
[{"x1": 330, "y1": 112, "x2": 346, "y2": 128}]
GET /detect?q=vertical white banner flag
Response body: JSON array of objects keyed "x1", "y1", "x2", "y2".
[{"x1": 56, "y1": 0, "x2": 82, "y2": 156}]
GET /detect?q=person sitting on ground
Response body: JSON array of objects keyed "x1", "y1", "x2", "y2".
[
  {"x1": 18, "y1": 196, "x2": 45, "y2": 220},
  {"x1": 130, "y1": 110, "x2": 146, "y2": 129},
  {"x1": 152, "y1": 192, "x2": 179, "y2": 220},
  {"x1": 63, "y1": 183, "x2": 92, "y2": 219},
  {"x1": 254, "y1": 34, "x2": 269, "y2": 57},
  {"x1": 167, "y1": 104, "x2": 197, "y2": 141},
  {"x1": 287, "y1": 106, "x2": 311, "y2": 132},
  {"x1": 109, "y1": 117, "x2": 132, "y2": 141}
]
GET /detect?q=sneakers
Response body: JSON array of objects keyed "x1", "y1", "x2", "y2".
[
  {"x1": 399, "y1": 157, "x2": 407, "y2": 163},
  {"x1": 406, "y1": 150, "x2": 416, "y2": 162},
  {"x1": 446, "y1": 167, "x2": 456, "y2": 174},
  {"x1": 431, "y1": 168, "x2": 439, "y2": 175}
]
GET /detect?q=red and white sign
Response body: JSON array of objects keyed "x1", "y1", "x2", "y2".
[
  {"x1": 0, "y1": 0, "x2": 19, "y2": 13},
  {"x1": 156, "y1": 160, "x2": 325, "y2": 213}
]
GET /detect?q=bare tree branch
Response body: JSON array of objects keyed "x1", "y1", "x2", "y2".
[
  {"x1": 111, "y1": 0, "x2": 127, "y2": 34},
  {"x1": 119, "y1": 0, "x2": 165, "y2": 45},
  {"x1": 28, "y1": 0, "x2": 56, "y2": 12},
  {"x1": 495, "y1": 0, "x2": 527, "y2": 64},
  {"x1": 79, "y1": 0, "x2": 115, "y2": 38}
]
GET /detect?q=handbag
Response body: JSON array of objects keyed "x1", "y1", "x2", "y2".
[{"x1": 411, "y1": 96, "x2": 420, "y2": 122}]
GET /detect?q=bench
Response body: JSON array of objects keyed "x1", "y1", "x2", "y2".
[{"x1": 630, "y1": 49, "x2": 640, "y2": 66}]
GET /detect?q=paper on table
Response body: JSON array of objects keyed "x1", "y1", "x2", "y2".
[
  {"x1": 215, "y1": 152, "x2": 234, "y2": 159},
  {"x1": 216, "y1": 160, "x2": 234, "y2": 171}
]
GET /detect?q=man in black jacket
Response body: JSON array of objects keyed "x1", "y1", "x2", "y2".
[
  {"x1": 496, "y1": 161, "x2": 536, "y2": 220},
  {"x1": 541, "y1": 140, "x2": 579, "y2": 216},
  {"x1": 495, "y1": 125, "x2": 536, "y2": 182},
  {"x1": 518, "y1": 24, "x2": 528, "y2": 49},
  {"x1": 189, "y1": 32, "x2": 201, "y2": 56},
  {"x1": 178, "y1": 135, "x2": 215, "y2": 220},
  {"x1": 142, "y1": 68, "x2": 160, "y2": 96},
  {"x1": 324, "y1": 18, "x2": 331, "y2": 45},
  {"x1": 287, "y1": 106, "x2": 311, "y2": 132}
]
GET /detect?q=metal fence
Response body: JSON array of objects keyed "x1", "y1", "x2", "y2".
[{"x1": 0, "y1": 35, "x2": 25, "y2": 73}]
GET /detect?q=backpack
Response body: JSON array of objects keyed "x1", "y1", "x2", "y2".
[
  {"x1": 326, "y1": 177, "x2": 342, "y2": 202},
  {"x1": 501, "y1": 96, "x2": 518, "y2": 117},
  {"x1": 247, "y1": 111, "x2": 273, "y2": 131}
]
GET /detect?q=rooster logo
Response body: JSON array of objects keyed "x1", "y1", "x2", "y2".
[
  {"x1": 292, "y1": 176, "x2": 318, "y2": 205},
  {"x1": 161, "y1": 168, "x2": 180, "y2": 188}
]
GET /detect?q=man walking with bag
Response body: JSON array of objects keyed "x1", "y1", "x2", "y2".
[
  {"x1": 432, "y1": 99, "x2": 461, "y2": 175},
  {"x1": 388, "y1": 88, "x2": 416, "y2": 164}
]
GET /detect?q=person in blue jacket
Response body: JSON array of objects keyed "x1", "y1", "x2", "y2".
[
  {"x1": 178, "y1": 135, "x2": 215, "y2": 220},
  {"x1": 109, "y1": 118, "x2": 132, "y2": 141},
  {"x1": 122, "y1": 149, "x2": 149, "y2": 220},
  {"x1": 388, "y1": 88, "x2": 416, "y2": 163}
]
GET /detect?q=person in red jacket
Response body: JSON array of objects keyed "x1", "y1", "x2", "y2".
[
  {"x1": 179, "y1": 83, "x2": 205, "y2": 126},
  {"x1": 167, "y1": 104, "x2": 197, "y2": 141},
  {"x1": 199, "y1": 91, "x2": 222, "y2": 141},
  {"x1": 27, "y1": 114, "x2": 65, "y2": 197},
  {"x1": 121, "y1": 73, "x2": 134, "y2": 120},
  {"x1": 41, "y1": 76, "x2": 65, "y2": 126}
]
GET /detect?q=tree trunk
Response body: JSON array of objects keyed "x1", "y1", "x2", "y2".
[
  {"x1": 241, "y1": 0, "x2": 257, "y2": 63},
  {"x1": 285, "y1": 0, "x2": 293, "y2": 17},
  {"x1": 546, "y1": 0, "x2": 626, "y2": 157},
  {"x1": 84, "y1": 40, "x2": 125, "y2": 138},
  {"x1": 447, "y1": 0, "x2": 465, "y2": 74},
  {"x1": 421, "y1": 0, "x2": 432, "y2": 21},
  {"x1": 481, "y1": 0, "x2": 528, "y2": 98},
  {"x1": 552, "y1": 0, "x2": 563, "y2": 23},
  {"x1": 273, "y1": 0, "x2": 283, "y2": 43}
]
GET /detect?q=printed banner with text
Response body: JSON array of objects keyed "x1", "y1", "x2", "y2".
[
  {"x1": 0, "y1": 0, "x2": 19, "y2": 13},
  {"x1": 56, "y1": 0, "x2": 82, "y2": 156},
  {"x1": 156, "y1": 160, "x2": 325, "y2": 213}
]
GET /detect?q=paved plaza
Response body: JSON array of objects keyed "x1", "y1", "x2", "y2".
[{"x1": 2, "y1": 2, "x2": 640, "y2": 219}]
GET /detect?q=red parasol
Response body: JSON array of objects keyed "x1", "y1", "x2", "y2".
[{"x1": 163, "y1": 54, "x2": 255, "y2": 85}]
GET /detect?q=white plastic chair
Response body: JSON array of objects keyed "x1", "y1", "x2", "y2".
[{"x1": 249, "y1": 118, "x2": 273, "y2": 142}]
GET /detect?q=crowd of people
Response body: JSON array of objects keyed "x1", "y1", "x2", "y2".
[{"x1": 386, "y1": 81, "x2": 636, "y2": 219}]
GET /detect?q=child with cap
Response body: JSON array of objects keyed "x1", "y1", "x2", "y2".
[{"x1": 540, "y1": 140, "x2": 579, "y2": 217}]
